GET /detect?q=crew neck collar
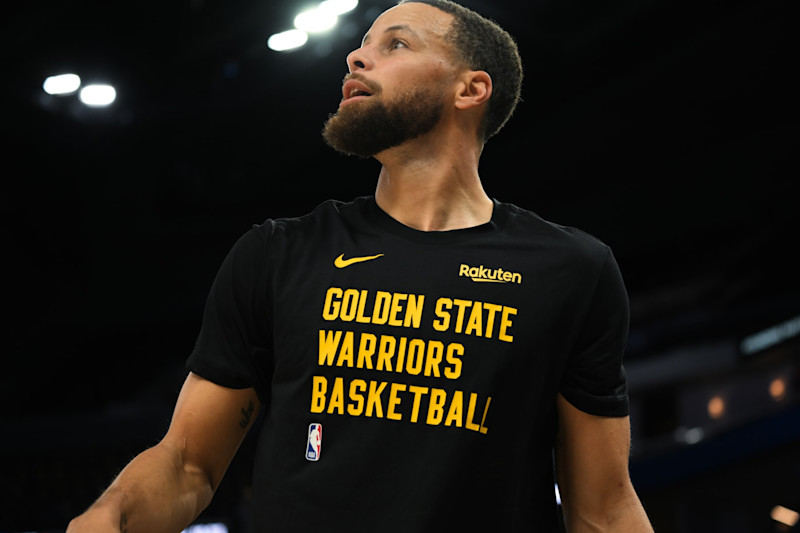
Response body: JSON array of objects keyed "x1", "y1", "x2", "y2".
[{"x1": 362, "y1": 196, "x2": 508, "y2": 245}]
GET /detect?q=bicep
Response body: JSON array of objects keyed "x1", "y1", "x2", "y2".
[
  {"x1": 555, "y1": 394, "x2": 638, "y2": 528},
  {"x1": 162, "y1": 372, "x2": 261, "y2": 491}
]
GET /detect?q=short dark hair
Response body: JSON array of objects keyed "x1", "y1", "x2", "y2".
[{"x1": 398, "y1": 0, "x2": 523, "y2": 142}]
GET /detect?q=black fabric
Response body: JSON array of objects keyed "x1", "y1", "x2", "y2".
[{"x1": 187, "y1": 195, "x2": 630, "y2": 532}]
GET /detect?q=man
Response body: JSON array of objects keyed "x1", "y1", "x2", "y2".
[{"x1": 67, "y1": 1, "x2": 654, "y2": 531}]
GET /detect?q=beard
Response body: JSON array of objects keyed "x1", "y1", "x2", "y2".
[{"x1": 322, "y1": 86, "x2": 444, "y2": 158}]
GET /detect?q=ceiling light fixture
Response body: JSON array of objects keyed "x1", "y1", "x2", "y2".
[{"x1": 43, "y1": 73, "x2": 81, "y2": 95}]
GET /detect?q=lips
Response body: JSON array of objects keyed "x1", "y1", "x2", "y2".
[{"x1": 341, "y1": 77, "x2": 376, "y2": 106}]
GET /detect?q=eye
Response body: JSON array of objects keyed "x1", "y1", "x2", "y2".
[{"x1": 390, "y1": 39, "x2": 408, "y2": 50}]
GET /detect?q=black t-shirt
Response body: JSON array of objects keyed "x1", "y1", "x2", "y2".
[{"x1": 187, "y1": 196, "x2": 629, "y2": 532}]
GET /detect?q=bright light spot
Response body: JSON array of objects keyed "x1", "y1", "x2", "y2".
[
  {"x1": 320, "y1": 0, "x2": 358, "y2": 16},
  {"x1": 43, "y1": 73, "x2": 81, "y2": 95},
  {"x1": 182, "y1": 523, "x2": 229, "y2": 533},
  {"x1": 268, "y1": 29, "x2": 309, "y2": 51},
  {"x1": 707, "y1": 396, "x2": 725, "y2": 419},
  {"x1": 79, "y1": 84, "x2": 116, "y2": 106},
  {"x1": 770, "y1": 378, "x2": 787, "y2": 401},
  {"x1": 554, "y1": 483, "x2": 561, "y2": 505},
  {"x1": 294, "y1": 8, "x2": 338, "y2": 33},
  {"x1": 771, "y1": 505, "x2": 800, "y2": 527}
]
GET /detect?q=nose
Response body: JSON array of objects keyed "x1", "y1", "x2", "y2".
[{"x1": 346, "y1": 45, "x2": 370, "y2": 73}]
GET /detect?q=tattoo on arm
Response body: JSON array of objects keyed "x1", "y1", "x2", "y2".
[
  {"x1": 120, "y1": 512, "x2": 129, "y2": 533},
  {"x1": 239, "y1": 400, "x2": 255, "y2": 428}
]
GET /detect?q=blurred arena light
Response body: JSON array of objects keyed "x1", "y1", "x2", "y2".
[
  {"x1": 43, "y1": 73, "x2": 81, "y2": 95},
  {"x1": 294, "y1": 8, "x2": 338, "y2": 33},
  {"x1": 182, "y1": 523, "x2": 228, "y2": 533},
  {"x1": 320, "y1": 0, "x2": 359, "y2": 16},
  {"x1": 707, "y1": 395, "x2": 725, "y2": 420},
  {"x1": 268, "y1": 29, "x2": 309, "y2": 51},
  {"x1": 268, "y1": 0, "x2": 358, "y2": 52},
  {"x1": 740, "y1": 315, "x2": 800, "y2": 356},
  {"x1": 674, "y1": 426, "x2": 705, "y2": 445},
  {"x1": 78, "y1": 84, "x2": 117, "y2": 106},
  {"x1": 770, "y1": 378, "x2": 787, "y2": 402},
  {"x1": 771, "y1": 505, "x2": 799, "y2": 527}
]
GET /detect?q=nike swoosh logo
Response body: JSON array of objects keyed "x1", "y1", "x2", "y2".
[{"x1": 334, "y1": 253, "x2": 384, "y2": 268}]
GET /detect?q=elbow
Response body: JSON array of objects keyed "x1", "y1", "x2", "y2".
[
  {"x1": 185, "y1": 460, "x2": 217, "y2": 503},
  {"x1": 161, "y1": 438, "x2": 217, "y2": 516},
  {"x1": 178, "y1": 453, "x2": 218, "y2": 514},
  {"x1": 562, "y1": 482, "x2": 649, "y2": 532}
]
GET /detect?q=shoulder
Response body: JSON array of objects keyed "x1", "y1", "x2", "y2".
[
  {"x1": 499, "y1": 200, "x2": 612, "y2": 267},
  {"x1": 253, "y1": 197, "x2": 369, "y2": 238}
]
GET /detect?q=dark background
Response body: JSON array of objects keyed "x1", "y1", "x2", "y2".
[{"x1": 2, "y1": 0, "x2": 798, "y2": 531}]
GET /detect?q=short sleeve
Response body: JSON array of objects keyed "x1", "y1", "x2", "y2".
[
  {"x1": 560, "y1": 248, "x2": 630, "y2": 417},
  {"x1": 186, "y1": 226, "x2": 272, "y2": 404}
]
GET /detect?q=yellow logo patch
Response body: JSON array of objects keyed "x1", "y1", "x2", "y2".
[
  {"x1": 334, "y1": 253, "x2": 384, "y2": 269},
  {"x1": 459, "y1": 264, "x2": 522, "y2": 284}
]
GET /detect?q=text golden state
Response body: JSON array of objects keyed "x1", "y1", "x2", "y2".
[{"x1": 309, "y1": 287, "x2": 520, "y2": 435}]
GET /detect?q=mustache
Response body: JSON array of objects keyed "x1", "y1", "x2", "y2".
[{"x1": 342, "y1": 72, "x2": 382, "y2": 95}]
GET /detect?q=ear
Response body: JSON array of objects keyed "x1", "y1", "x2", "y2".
[{"x1": 454, "y1": 70, "x2": 492, "y2": 110}]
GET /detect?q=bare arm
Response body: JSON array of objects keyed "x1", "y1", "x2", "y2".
[
  {"x1": 555, "y1": 394, "x2": 653, "y2": 532},
  {"x1": 66, "y1": 372, "x2": 260, "y2": 533}
]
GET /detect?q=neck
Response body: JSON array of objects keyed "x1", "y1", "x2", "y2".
[{"x1": 373, "y1": 132, "x2": 493, "y2": 232}]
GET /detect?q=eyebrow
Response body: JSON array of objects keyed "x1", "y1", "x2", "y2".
[{"x1": 361, "y1": 24, "x2": 419, "y2": 46}]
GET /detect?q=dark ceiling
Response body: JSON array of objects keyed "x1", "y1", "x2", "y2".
[{"x1": 2, "y1": 0, "x2": 797, "y2": 418}]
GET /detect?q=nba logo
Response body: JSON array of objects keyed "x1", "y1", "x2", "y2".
[{"x1": 306, "y1": 423, "x2": 322, "y2": 461}]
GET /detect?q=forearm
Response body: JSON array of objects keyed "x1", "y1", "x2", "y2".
[
  {"x1": 67, "y1": 442, "x2": 214, "y2": 533},
  {"x1": 555, "y1": 398, "x2": 654, "y2": 532}
]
